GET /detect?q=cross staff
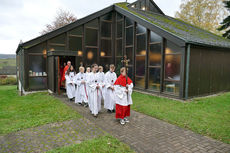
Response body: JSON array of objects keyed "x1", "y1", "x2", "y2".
[{"x1": 121, "y1": 55, "x2": 130, "y2": 100}]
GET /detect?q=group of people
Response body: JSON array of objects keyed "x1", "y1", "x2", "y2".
[{"x1": 63, "y1": 61, "x2": 133, "y2": 125}]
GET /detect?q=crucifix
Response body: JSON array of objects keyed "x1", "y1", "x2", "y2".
[{"x1": 121, "y1": 55, "x2": 130, "y2": 100}]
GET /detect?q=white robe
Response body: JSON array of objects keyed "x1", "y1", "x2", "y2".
[
  {"x1": 65, "y1": 72, "x2": 76, "y2": 99},
  {"x1": 88, "y1": 72, "x2": 102, "y2": 115},
  {"x1": 97, "y1": 72, "x2": 105, "y2": 99},
  {"x1": 114, "y1": 83, "x2": 133, "y2": 106},
  {"x1": 85, "y1": 72, "x2": 91, "y2": 96},
  {"x1": 104, "y1": 71, "x2": 117, "y2": 110},
  {"x1": 74, "y1": 72, "x2": 88, "y2": 103}
]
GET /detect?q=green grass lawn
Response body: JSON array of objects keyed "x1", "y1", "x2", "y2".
[
  {"x1": 132, "y1": 92, "x2": 230, "y2": 144},
  {"x1": 0, "y1": 85, "x2": 81, "y2": 135},
  {"x1": 47, "y1": 135, "x2": 134, "y2": 153},
  {"x1": 0, "y1": 58, "x2": 16, "y2": 69}
]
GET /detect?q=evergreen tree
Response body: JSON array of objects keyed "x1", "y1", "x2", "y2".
[{"x1": 218, "y1": 1, "x2": 230, "y2": 39}]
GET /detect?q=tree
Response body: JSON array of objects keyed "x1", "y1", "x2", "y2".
[
  {"x1": 40, "y1": 8, "x2": 77, "y2": 35},
  {"x1": 175, "y1": 0, "x2": 228, "y2": 35},
  {"x1": 218, "y1": 1, "x2": 230, "y2": 39}
]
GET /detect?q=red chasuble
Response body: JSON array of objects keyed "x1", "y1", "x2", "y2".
[
  {"x1": 61, "y1": 65, "x2": 69, "y2": 82},
  {"x1": 114, "y1": 75, "x2": 133, "y2": 119}
]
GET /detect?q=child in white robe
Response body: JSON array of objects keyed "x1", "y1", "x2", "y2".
[
  {"x1": 85, "y1": 67, "x2": 91, "y2": 108},
  {"x1": 97, "y1": 66, "x2": 105, "y2": 100},
  {"x1": 114, "y1": 67, "x2": 133, "y2": 125},
  {"x1": 65, "y1": 65, "x2": 76, "y2": 101},
  {"x1": 88, "y1": 64, "x2": 102, "y2": 117},
  {"x1": 104, "y1": 64, "x2": 117, "y2": 113},
  {"x1": 74, "y1": 66, "x2": 88, "y2": 107}
]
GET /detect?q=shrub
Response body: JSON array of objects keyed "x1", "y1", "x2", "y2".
[{"x1": 0, "y1": 76, "x2": 17, "y2": 85}]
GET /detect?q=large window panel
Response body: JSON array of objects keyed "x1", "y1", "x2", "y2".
[
  {"x1": 126, "y1": 17, "x2": 133, "y2": 27},
  {"x1": 29, "y1": 77, "x2": 47, "y2": 90},
  {"x1": 101, "y1": 22, "x2": 112, "y2": 38},
  {"x1": 126, "y1": 27, "x2": 133, "y2": 46},
  {"x1": 126, "y1": 47, "x2": 133, "y2": 64},
  {"x1": 149, "y1": 44, "x2": 161, "y2": 66},
  {"x1": 69, "y1": 36, "x2": 82, "y2": 52},
  {"x1": 116, "y1": 22, "x2": 122, "y2": 38},
  {"x1": 116, "y1": 39, "x2": 122, "y2": 56},
  {"x1": 136, "y1": 34, "x2": 146, "y2": 55},
  {"x1": 86, "y1": 48, "x2": 98, "y2": 65},
  {"x1": 165, "y1": 54, "x2": 181, "y2": 80},
  {"x1": 49, "y1": 34, "x2": 65, "y2": 44},
  {"x1": 29, "y1": 55, "x2": 46, "y2": 77},
  {"x1": 69, "y1": 26, "x2": 83, "y2": 35},
  {"x1": 102, "y1": 13, "x2": 112, "y2": 21},
  {"x1": 29, "y1": 42, "x2": 47, "y2": 53},
  {"x1": 101, "y1": 39, "x2": 111, "y2": 56},
  {"x1": 100, "y1": 57, "x2": 112, "y2": 71},
  {"x1": 150, "y1": 31, "x2": 162, "y2": 43},
  {"x1": 85, "y1": 28, "x2": 98, "y2": 46},
  {"x1": 85, "y1": 19, "x2": 98, "y2": 28},
  {"x1": 148, "y1": 68, "x2": 161, "y2": 90},
  {"x1": 136, "y1": 24, "x2": 146, "y2": 34}
]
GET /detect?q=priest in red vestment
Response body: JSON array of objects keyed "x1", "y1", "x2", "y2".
[
  {"x1": 61, "y1": 61, "x2": 71, "y2": 86},
  {"x1": 114, "y1": 67, "x2": 133, "y2": 125}
]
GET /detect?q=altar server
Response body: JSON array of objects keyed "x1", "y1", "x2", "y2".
[
  {"x1": 65, "y1": 65, "x2": 76, "y2": 101},
  {"x1": 88, "y1": 64, "x2": 102, "y2": 117},
  {"x1": 104, "y1": 64, "x2": 117, "y2": 113},
  {"x1": 97, "y1": 66, "x2": 105, "y2": 99},
  {"x1": 75, "y1": 66, "x2": 88, "y2": 107},
  {"x1": 114, "y1": 67, "x2": 133, "y2": 125}
]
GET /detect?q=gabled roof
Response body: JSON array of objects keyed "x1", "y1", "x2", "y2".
[
  {"x1": 115, "y1": 3, "x2": 230, "y2": 49},
  {"x1": 16, "y1": 1, "x2": 230, "y2": 53}
]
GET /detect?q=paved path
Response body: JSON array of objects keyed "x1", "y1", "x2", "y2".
[
  {"x1": 0, "y1": 118, "x2": 105, "y2": 153},
  {"x1": 58, "y1": 95, "x2": 230, "y2": 153}
]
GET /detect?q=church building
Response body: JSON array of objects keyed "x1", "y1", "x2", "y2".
[{"x1": 16, "y1": 0, "x2": 230, "y2": 99}]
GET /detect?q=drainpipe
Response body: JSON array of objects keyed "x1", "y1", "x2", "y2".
[{"x1": 185, "y1": 44, "x2": 190, "y2": 100}]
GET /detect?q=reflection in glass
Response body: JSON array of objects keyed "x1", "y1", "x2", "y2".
[
  {"x1": 148, "y1": 68, "x2": 161, "y2": 91},
  {"x1": 125, "y1": 47, "x2": 133, "y2": 64},
  {"x1": 28, "y1": 42, "x2": 47, "y2": 53},
  {"x1": 125, "y1": 17, "x2": 133, "y2": 27},
  {"x1": 136, "y1": 24, "x2": 146, "y2": 34},
  {"x1": 135, "y1": 76, "x2": 145, "y2": 88},
  {"x1": 86, "y1": 48, "x2": 97, "y2": 65},
  {"x1": 100, "y1": 57, "x2": 112, "y2": 71},
  {"x1": 49, "y1": 34, "x2": 65, "y2": 44},
  {"x1": 136, "y1": 34, "x2": 146, "y2": 55},
  {"x1": 29, "y1": 55, "x2": 46, "y2": 75},
  {"x1": 115, "y1": 57, "x2": 123, "y2": 76},
  {"x1": 165, "y1": 55, "x2": 181, "y2": 81},
  {"x1": 150, "y1": 31, "x2": 162, "y2": 43},
  {"x1": 136, "y1": 56, "x2": 145, "y2": 76},
  {"x1": 165, "y1": 40, "x2": 182, "y2": 54},
  {"x1": 102, "y1": 13, "x2": 112, "y2": 21},
  {"x1": 29, "y1": 77, "x2": 47, "y2": 90},
  {"x1": 116, "y1": 13, "x2": 123, "y2": 20},
  {"x1": 48, "y1": 45, "x2": 65, "y2": 51},
  {"x1": 149, "y1": 44, "x2": 161, "y2": 66},
  {"x1": 101, "y1": 39, "x2": 111, "y2": 56},
  {"x1": 117, "y1": 22, "x2": 122, "y2": 38},
  {"x1": 86, "y1": 19, "x2": 98, "y2": 28},
  {"x1": 164, "y1": 81, "x2": 180, "y2": 95}
]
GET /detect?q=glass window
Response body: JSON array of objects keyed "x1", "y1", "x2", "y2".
[
  {"x1": 165, "y1": 40, "x2": 182, "y2": 54},
  {"x1": 165, "y1": 54, "x2": 181, "y2": 80},
  {"x1": 125, "y1": 47, "x2": 133, "y2": 64},
  {"x1": 136, "y1": 34, "x2": 146, "y2": 55},
  {"x1": 69, "y1": 36, "x2": 82, "y2": 52},
  {"x1": 101, "y1": 22, "x2": 111, "y2": 38},
  {"x1": 69, "y1": 26, "x2": 83, "y2": 35},
  {"x1": 49, "y1": 34, "x2": 65, "y2": 44},
  {"x1": 116, "y1": 39, "x2": 122, "y2": 56},
  {"x1": 125, "y1": 17, "x2": 133, "y2": 27},
  {"x1": 149, "y1": 44, "x2": 161, "y2": 66},
  {"x1": 126, "y1": 27, "x2": 133, "y2": 46},
  {"x1": 86, "y1": 48, "x2": 98, "y2": 65},
  {"x1": 29, "y1": 77, "x2": 47, "y2": 90},
  {"x1": 48, "y1": 45, "x2": 65, "y2": 51},
  {"x1": 164, "y1": 81, "x2": 180, "y2": 94},
  {"x1": 150, "y1": 31, "x2": 162, "y2": 43},
  {"x1": 29, "y1": 55, "x2": 47, "y2": 77},
  {"x1": 116, "y1": 13, "x2": 123, "y2": 20},
  {"x1": 148, "y1": 68, "x2": 161, "y2": 91},
  {"x1": 85, "y1": 28, "x2": 98, "y2": 46},
  {"x1": 101, "y1": 39, "x2": 111, "y2": 56},
  {"x1": 115, "y1": 57, "x2": 123, "y2": 76},
  {"x1": 117, "y1": 21, "x2": 122, "y2": 38},
  {"x1": 127, "y1": 66, "x2": 133, "y2": 80},
  {"x1": 136, "y1": 56, "x2": 145, "y2": 76},
  {"x1": 136, "y1": 24, "x2": 146, "y2": 34},
  {"x1": 135, "y1": 77, "x2": 145, "y2": 88},
  {"x1": 85, "y1": 19, "x2": 98, "y2": 28},
  {"x1": 102, "y1": 13, "x2": 112, "y2": 21}
]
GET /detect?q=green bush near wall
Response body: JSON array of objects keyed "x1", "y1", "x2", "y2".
[{"x1": 0, "y1": 77, "x2": 17, "y2": 85}]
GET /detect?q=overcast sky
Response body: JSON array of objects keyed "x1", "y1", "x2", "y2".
[{"x1": 0, "y1": 0, "x2": 181, "y2": 54}]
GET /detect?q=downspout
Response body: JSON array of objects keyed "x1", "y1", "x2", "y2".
[{"x1": 185, "y1": 44, "x2": 190, "y2": 99}]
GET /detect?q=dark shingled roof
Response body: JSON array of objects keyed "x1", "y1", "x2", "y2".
[{"x1": 116, "y1": 3, "x2": 230, "y2": 48}]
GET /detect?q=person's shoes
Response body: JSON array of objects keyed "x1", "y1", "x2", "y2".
[
  {"x1": 76, "y1": 102, "x2": 82, "y2": 106},
  {"x1": 107, "y1": 110, "x2": 112, "y2": 113},
  {"x1": 93, "y1": 114, "x2": 98, "y2": 118},
  {"x1": 124, "y1": 118, "x2": 129, "y2": 123},
  {"x1": 112, "y1": 109, "x2": 115, "y2": 113},
  {"x1": 120, "y1": 119, "x2": 125, "y2": 125},
  {"x1": 84, "y1": 103, "x2": 88, "y2": 107}
]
